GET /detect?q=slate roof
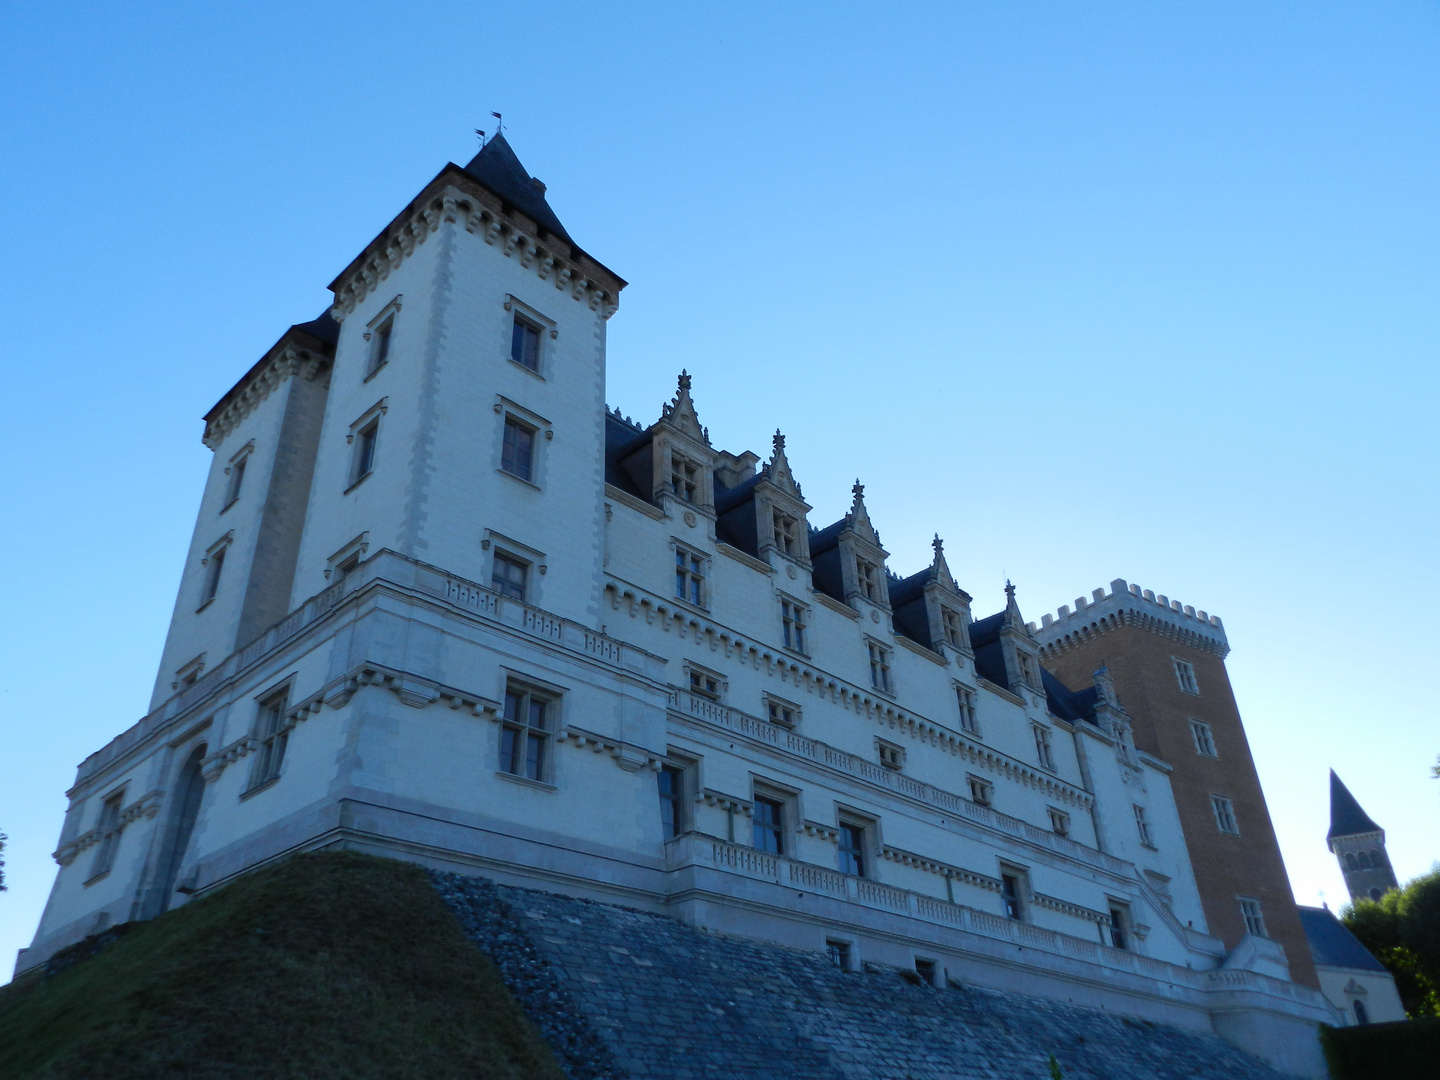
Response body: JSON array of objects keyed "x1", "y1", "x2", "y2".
[
  {"x1": 203, "y1": 310, "x2": 339, "y2": 425},
  {"x1": 1297, "y1": 906, "x2": 1387, "y2": 972},
  {"x1": 603, "y1": 411, "x2": 650, "y2": 502},
  {"x1": 1043, "y1": 669, "x2": 1099, "y2": 726},
  {"x1": 462, "y1": 133, "x2": 574, "y2": 244},
  {"x1": 1328, "y1": 771, "x2": 1382, "y2": 841}
]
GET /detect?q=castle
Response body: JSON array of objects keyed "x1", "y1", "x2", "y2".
[{"x1": 19, "y1": 135, "x2": 1352, "y2": 1075}]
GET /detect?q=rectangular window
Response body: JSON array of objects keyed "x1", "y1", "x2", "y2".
[
  {"x1": 773, "y1": 511, "x2": 798, "y2": 555},
  {"x1": 941, "y1": 607, "x2": 963, "y2": 648},
  {"x1": 90, "y1": 790, "x2": 125, "y2": 878},
  {"x1": 956, "y1": 686, "x2": 979, "y2": 734},
  {"x1": 658, "y1": 765, "x2": 686, "y2": 840},
  {"x1": 249, "y1": 691, "x2": 289, "y2": 790},
  {"x1": 1014, "y1": 650, "x2": 1037, "y2": 688},
  {"x1": 1239, "y1": 897, "x2": 1268, "y2": 938},
  {"x1": 669, "y1": 454, "x2": 699, "y2": 502},
  {"x1": 688, "y1": 668, "x2": 721, "y2": 701},
  {"x1": 351, "y1": 418, "x2": 379, "y2": 486},
  {"x1": 1134, "y1": 804, "x2": 1155, "y2": 847},
  {"x1": 1211, "y1": 794, "x2": 1239, "y2": 835},
  {"x1": 1190, "y1": 719, "x2": 1217, "y2": 757},
  {"x1": 837, "y1": 821, "x2": 866, "y2": 877},
  {"x1": 1174, "y1": 658, "x2": 1200, "y2": 695},
  {"x1": 1109, "y1": 903, "x2": 1131, "y2": 950},
  {"x1": 780, "y1": 598, "x2": 807, "y2": 653},
  {"x1": 501, "y1": 417, "x2": 535, "y2": 482},
  {"x1": 766, "y1": 698, "x2": 798, "y2": 728},
  {"x1": 752, "y1": 795, "x2": 785, "y2": 855},
  {"x1": 510, "y1": 315, "x2": 540, "y2": 372},
  {"x1": 675, "y1": 547, "x2": 706, "y2": 607},
  {"x1": 500, "y1": 684, "x2": 552, "y2": 782},
  {"x1": 369, "y1": 315, "x2": 393, "y2": 374},
  {"x1": 1048, "y1": 808, "x2": 1070, "y2": 838},
  {"x1": 914, "y1": 958, "x2": 938, "y2": 986},
  {"x1": 200, "y1": 544, "x2": 227, "y2": 607},
  {"x1": 1032, "y1": 724, "x2": 1055, "y2": 769},
  {"x1": 491, "y1": 552, "x2": 528, "y2": 602},
  {"x1": 1000, "y1": 870, "x2": 1025, "y2": 921},
  {"x1": 867, "y1": 642, "x2": 892, "y2": 693},
  {"x1": 968, "y1": 776, "x2": 993, "y2": 808},
  {"x1": 826, "y1": 938, "x2": 852, "y2": 971},
  {"x1": 877, "y1": 741, "x2": 904, "y2": 772},
  {"x1": 856, "y1": 557, "x2": 878, "y2": 601},
  {"x1": 223, "y1": 455, "x2": 247, "y2": 509}
]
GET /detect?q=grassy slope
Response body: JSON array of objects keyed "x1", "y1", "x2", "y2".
[{"x1": 0, "y1": 852, "x2": 568, "y2": 1080}]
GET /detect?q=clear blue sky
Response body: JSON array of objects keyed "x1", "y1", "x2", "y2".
[{"x1": 2, "y1": 2, "x2": 1436, "y2": 976}]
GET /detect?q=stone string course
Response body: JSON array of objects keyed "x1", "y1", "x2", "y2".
[{"x1": 430, "y1": 871, "x2": 1301, "y2": 1080}]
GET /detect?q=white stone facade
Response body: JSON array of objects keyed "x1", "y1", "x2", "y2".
[{"x1": 20, "y1": 138, "x2": 1338, "y2": 1077}]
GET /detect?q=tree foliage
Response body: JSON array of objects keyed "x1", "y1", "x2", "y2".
[{"x1": 1342, "y1": 869, "x2": 1440, "y2": 1018}]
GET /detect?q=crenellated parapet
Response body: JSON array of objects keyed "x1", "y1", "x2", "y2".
[{"x1": 1031, "y1": 578, "x2": 1230, "y2": 660}]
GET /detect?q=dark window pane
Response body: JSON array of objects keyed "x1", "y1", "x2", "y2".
[
  {"x1": 753, "y1": 797, "x2": 784, "y2": 855},
  {"x1": 500, "y1": 727, "x2": 518, "y2": 773},
  {"x1": 525, "y1": 732, "x2": 545, "y2": 780},
  {"x1": 511, "y1": 318, "x2": 540, "y2": 371},
  {"x1": 502, "y1": 420, "x2": 533, "y2": 480}
]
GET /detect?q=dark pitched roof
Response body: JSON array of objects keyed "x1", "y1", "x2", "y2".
[
  {"x1": 203, "y1": 309, "x2": 339, "y2": 425},
  {"x1": 294, "y1": 310, "x2": 340, "y2": 346},
  {"x1": 1297, "y1": 906, "x2": 1387, "y2": 972},
  {"x1": 965, "y1": 611, "x2": 1009, "y2": 690},
  {"x1": 1329, "y1": 771, "x2": 1382, "y2": 841},
  {"x1": 603, "y1": 410, "x2": 650, "y2": 501},
  {"x1": 806, "y1": 518, "x2": 847, "y2": 556},
  {"x1": 1043, "y1": 669, "x2": 1099, "y2": 726},
  {"x1": 462, "y1": 134, "x2": 573, "y2": 245}
]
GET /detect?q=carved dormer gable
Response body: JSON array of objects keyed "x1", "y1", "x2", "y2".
[
  {"x1": 649, "y1": 370, "x2": 717, "y2": 514},
  {"x1": 836, "y1": 481, "x2": 890, "y2": 612},
  {"x1": 999, "y1": 581, "x2": 1042, "y2": 691},
  {"x1": 921, "y1": 536, "x2": 973, "y2": 655},
  {"x1": 847, "y1": 479, "x2": 881, "y2": 547},
  {"x1": 754, "y1": 431, "x2": 813, "y2": 565}
]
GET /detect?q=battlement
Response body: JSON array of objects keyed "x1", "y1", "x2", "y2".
[{"x1": 1029, "y1": 579, "x2": 1230, "y2": 659}]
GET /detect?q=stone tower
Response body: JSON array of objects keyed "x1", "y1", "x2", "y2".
[
  {"x1": 1327, "y1": 771, "x2": 1398, "y2": 904},
  {"x1": 1032, "y1": 580, "x2": 1318, "y2": 988}
]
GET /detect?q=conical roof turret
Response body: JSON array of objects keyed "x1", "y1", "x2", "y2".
[
  {"x1": 463, "y1": 133, "x2": 573, "y2": 243},
  {"x1": 1328, "y1": 770, "x2": 1382, "y2": 841}
]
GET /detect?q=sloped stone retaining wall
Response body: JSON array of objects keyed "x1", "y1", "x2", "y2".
[{"x1": 430, "y1": 870, "x2": 1302, "y2": 1080}]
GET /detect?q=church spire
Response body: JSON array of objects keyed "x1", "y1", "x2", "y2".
[{"x1": 1327, "y1": 770, "x2": 1382, "y2": 841}]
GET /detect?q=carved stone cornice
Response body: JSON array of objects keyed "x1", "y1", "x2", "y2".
[
  {"x1": 328, "y1": 175, "x2": 625, "y2": 324},
  {"x1": 52, "y1": 789, "x2": 163, "y2": 866},
  {"x1": 203, "y1": 344, "x2": 331, "y2": 449}
]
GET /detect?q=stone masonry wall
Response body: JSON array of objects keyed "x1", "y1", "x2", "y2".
[{"x1": 430, "y1": 870, "x2": 1303, "y2": 1080}]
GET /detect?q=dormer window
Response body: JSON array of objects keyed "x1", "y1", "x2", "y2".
[
  {"x1": 670, "y1": 454, "x2": 699, "y2": 502},
  {"x1": 940, "y1": 607, "x2": 963, "y2": 648},
  {"x1": 773, "y1": 511, "x2": 798, "y2": 556},
  {"x1": 1014, "y1": 650, "x2": 1037, "y2": 688},
  {"x1": 856, "y1": 557, "x2": 879, "y2": 601}
]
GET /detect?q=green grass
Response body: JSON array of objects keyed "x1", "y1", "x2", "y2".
[{"x1": 0, "y1": 851, "x2": 568, "y2": 1080}]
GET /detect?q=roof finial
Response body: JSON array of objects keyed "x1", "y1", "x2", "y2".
[
  {"x1": 491, "y1": 110, "x2": 503, "y2": 137},
  {"x1": 474, "y1": 128, "x2": 486, "y2": 148},
  {"x1": 773, "y1": 429, "x2": 785, "y2": 453},
  {"x1": 1005, "y1": 578, "x2": 1016, "y2": 600},
  {"x1": 852, "y1": 479, "x2": 864, "y2": 502},
  {"x1": 932, "y1": 533, "x2": 944, "y2": 559},
  {"x1": 678, "y1": 369, "x2": 691, "y2": 394}
]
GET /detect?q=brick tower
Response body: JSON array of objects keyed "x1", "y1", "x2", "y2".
[{"x1": 1033, "y1": 580, "x2": 1318, "y2": 987}]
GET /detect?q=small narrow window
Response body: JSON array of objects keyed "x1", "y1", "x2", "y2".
[
  {"x1": 223, "y1": 455, "x2": 247, "y2": 509},
  {"x1": 956, "y1": 686, "x2": 979, "y2": 735},
  {"x1": 826, "y1": 939, "x2": 852, "y2": 971},
  {"x1": 969, "y1": 776, "x2": 993, "y2": 808},
  {"x1": 867, "y1": 642, "x2": 892, "y2": 693},
  {"x1": 334, "y1": 552, "x2": 362, "y2": 581},
  {"x1": 1134, "y1": 804, "x2": 1155, "y2": 847},
  {"x1": 200, "y1": 544, "x2": 227, "y2": 607},
  {"x1": 249, "y1": 691, "x2": 289, "y2": 789},
  {"x1": 658, "y1": 765, "x2": 686, "y2": 839},
  {"x1": 837, "y1": 821, "x2": 866, "y2": 877},
  {"x1": 1048, "y1": 808, "x2": 1070, "y2": 838},
  {"x1": 1190, "y1": 719, "x2": 1217, "y2": 757},
  {"x1": 688, "y1": 668, "x2": 720, "y2": 701},
  {"x1": 780, "y1": 598, "x2": 807, "y2": 653},
  {"x1": 510, "y1": 315, "x2": 540, "y2": 372},
  {"x1": 914, "y1": 958, "x2": 938, "y2": 986},
  {"x1": 772, "y1": 511, "x2": 798, "y2": 555},
  {"x1": 1109, "y1": 904, "x2": 1130, "y2": 950},
  {"x1": 941, "y1": 607, "x2": 963, "y2": 647},
  {"x1": 855, "y1": 557, "x2": 878, "y2": 601},
  {"x1": 1000, "y1": 871, "x2": 1025, "y2": 920},
  {"x1": 675, "y1": 547, "x2": 706, "y2": 606},
  {"x1": 1032, "y1": 724, "x2": 1055, "y2": 769},
  {"x1": 90, "y1": 791, "x2": 125, "y2": 878},
  {"x1": 1211, "y1": 794, "x2": 1239, "y2": 835},
  {"x1": 500, "y1": 684, "x2": 552, "y2": 782},
  {"x1": 369, "y1": 316, "x2": 393, "y2": 374},
  {"x1": 1239, "y1": 897, "x2": 1268, "y2": 938},
  {"x1": 1174, "y1": 658, "x2": 1200, "y2": 695},
  {"x1": 352, "y1": 419, "x2": 379, "y2": 485},
  {"x1": 1352, "y1": 999, "x2": 1369, "y2": 1026},
  {"x1": 1014, "y1": 650, "x2": 1037, "y2": 688},
  {"x1": 767, "y1": 698, "x2": 798, "y2": 728},
  {"x1": 501, "y1": 417, "x2": 535, "y2": 482},
  {"x1": 669, "y1": 453, "x2": 699, "y2": 502},
  {"x1": 752, "y1": 795, "x2": 785, "y2": 855},
  {"x1": 877, "y1": 741, "x2": 904, "y2": 772},
  {"x1": 491, "y1": 552, "x2": 528, "y2": 602}
]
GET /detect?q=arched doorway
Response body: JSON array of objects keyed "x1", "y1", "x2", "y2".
[{"x1": 155, "y1": 744, "x2": 207, "y2": 914}]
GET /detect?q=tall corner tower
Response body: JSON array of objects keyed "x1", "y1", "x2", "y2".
[
  {"x1": 1327, "y1": 771, "x2": 1398, "y2": 904},
  {"x1": 1032, "y1": 579, "x2": 1318, "y2": 988}
]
